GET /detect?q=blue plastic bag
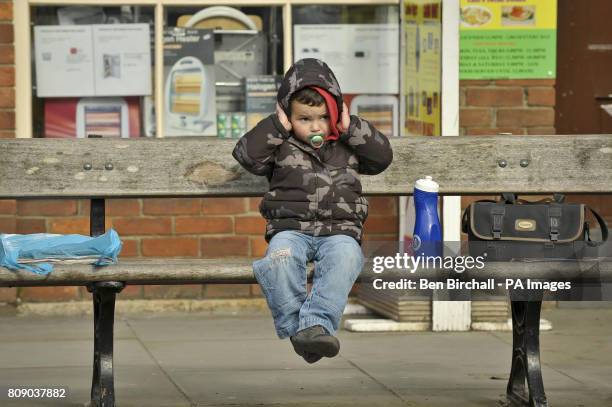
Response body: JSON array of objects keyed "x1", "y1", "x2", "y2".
[{"x1": 0, "y1": 229, "x2": 122, "y2": 275}]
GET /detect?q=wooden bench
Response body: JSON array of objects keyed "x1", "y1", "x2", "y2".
[{"x1": 1, "y1": 136, "x2": 611, "y2": 407}]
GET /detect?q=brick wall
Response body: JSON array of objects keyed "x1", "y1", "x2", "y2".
[
  {"x1": 460, "y1": 79, "x2": 556, "y2": 136},
  {"x1": 0, "y1": 197, "x2": 398, "y2": 304},
  {"x1": 0, "y1": 0, "x2": 13, "y2": 138}
]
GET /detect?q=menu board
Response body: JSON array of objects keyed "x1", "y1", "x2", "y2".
[{"x1": 459, "y1": 0, "x2": 557, "y2": 79}]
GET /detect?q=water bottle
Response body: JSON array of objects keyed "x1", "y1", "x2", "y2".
[{"x1": 413, "y1": 176, "x2": 441, "y2": 257}]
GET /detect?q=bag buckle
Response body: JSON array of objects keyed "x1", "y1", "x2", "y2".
[
  {"x1": 491, "y1": 207, "x2": 505, "y2": 239},
  {"x1": 549, "y1": 206, "x2": 562, "y2": 242}
]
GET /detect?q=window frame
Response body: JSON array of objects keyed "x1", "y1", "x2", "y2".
[{"x1": 15, "y1": 0, "x2": 401, "y2": 139}]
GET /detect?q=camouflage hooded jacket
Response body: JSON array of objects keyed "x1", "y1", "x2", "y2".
[{"x1": 232, "y1": 58, "x2": 393, "y2": 244}]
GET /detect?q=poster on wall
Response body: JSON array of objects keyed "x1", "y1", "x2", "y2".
[
  {"x1": 294, "y1": 24, "x2": 399, "y2": 94},
  {"x1": 34, "y1": 24, "x2": 151, "y2": 97},
  {"x1": 459, "y1": 0, "x2": 557, "y2": 79},
  {"x1": 163, "y1": 28, "x2": 217, "y2": 137},
  {"x1": 404, "y1": 0, "x2": 442, "y2": 137}
]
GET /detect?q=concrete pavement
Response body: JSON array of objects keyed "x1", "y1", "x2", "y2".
[{"x1": 0, "y1": 307, "x2": 611, "y2": 406}]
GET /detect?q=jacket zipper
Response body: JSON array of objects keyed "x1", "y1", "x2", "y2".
[{"x1": 310, "y1": 155, "x2": 319, "y2": 234}]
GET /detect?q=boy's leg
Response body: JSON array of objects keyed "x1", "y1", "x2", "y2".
[
  {"x1": 298, "y1": 234, "x2": 364, "y2": 335},
  {"x1": 253, "y1": 231, "x2": 312, "y2": 339}
]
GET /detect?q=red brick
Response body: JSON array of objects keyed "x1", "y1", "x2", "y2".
[
  {"x1": 460, "y1": 108, "x2": 492, "y2": 127},
  {"x1": 495, "y1": 79, "x2": 555, "y2": 86},
  {"x1": 119, "y1": 239, "x2": 139, "y2": 257},
  {"x1": 78, "y1": 200, "x2": 90, "y2": 215},
  {"x1": 465, "y1": 87, "x2": 523, "y2": 107},
  {"x1": 368, "y1": 196, "x2": 397, "y2": 216},
  {"x1": 0, "y1": 45, "x2": 13, "y2": 63},
  {"x1": 19, "y1": 287, "x2": 80, "y2": 302},
  {"x1": 235, "y1": 216, "x2": 266, "y2": 234},
  {"x1": 117, "y1": 285, "x2": 143, "y2": 299},
  {"x1": 0, "y1": 110, "x2": 14, "y2": 129},
  {"x1": 112, "y1": 217, "x2": 172, "y2": 235},
  {"x1": 143, "y1": 198, "x2": 200, "y2": 215},
  {"x1": 527, "y1": 88, "x2": 555, "y2": 106},
  {"x1": 363, "y1": 216, "x2": 399, "y2": 234},
  {"x1": 0, "y1": 67, "x2": 14, "y2": 86},
  {"x1": 202, "y1": 197, "x2": 246, "y2": 214},
  {"x1": 0, "y1": 2, "x2": 12, "y2": 20},
  {"x1": 0, "y1": 87, "x2": 15, "y2": 108},
  {"x1": 0, "y1": 24, "x2": 13, "y2": 44},
  {"x1": 465, "y1": 127, "x2": 526, "y2": 136},
  {"x1": 497, "y1": 108, "x2": 555, "y2": 127},
  {"x1": 0, "y1": 130, "x2": 13, "y2": 138},
  {"x1": 144, "y1": 284, "x2": 202, "y2": 299},
  {"x1": 141, "y1": 237, "x2": 199, "y2": 257},
  {"x1": 250, "y1": 236, "x2": 268, "y2": 257},
  {"x1": 175, "y1": 216, "x2": 233, "y2": 234},
  {"x1": 107, "y1": 199, "x2": 140, "y2": 216},
  {"x1": 527, "y1": 127, "x2": 556, "y2": 135},
  {"x1": 204, "y1": 284, "x2": 251, "y2": 298},
  {"x1": 248, "y1": 197, "x2": 262, "y2": 212},
  {"x1": 49, "y1": 217, "x2": 89, "y2": 234},
  {"x1": 17, "y1": 200, "x2": 77, "y2": 216},
  {"x1": 0, "y1": 199, "x2": 16, "y2": 214},
  {"x1": 0, "y1": 217, "x2": 15, "y2": 233},
  {"x1": 201, "y1": 236, "x2": 249, "y2": 258},
  {"x1": 16, "y1": 218, "x2": 46, "y2": 233},
  {"x1": 0, "y1": 287, "x2": 17, "y2": 302}
]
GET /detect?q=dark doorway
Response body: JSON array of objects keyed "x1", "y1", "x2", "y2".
[{"x1": 556, "y1": 0, "x2": 612, "y2": 134}]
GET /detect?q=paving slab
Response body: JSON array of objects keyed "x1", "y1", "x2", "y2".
[{"x1": 0, "y1": 308, "x2": 610, "y2": 406}]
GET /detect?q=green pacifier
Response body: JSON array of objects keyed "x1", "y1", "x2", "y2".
[{"x1": 309, "y1": 133, "x2": 325, "y2": 148}]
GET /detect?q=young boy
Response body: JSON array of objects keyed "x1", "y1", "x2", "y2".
[{"x1": 232, "y1": 58, "x2": 393, "y2": 363}]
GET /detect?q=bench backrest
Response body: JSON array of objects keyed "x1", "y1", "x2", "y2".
[{"x1": 1, "y1": 135, "x2": 612, "y2": 199}]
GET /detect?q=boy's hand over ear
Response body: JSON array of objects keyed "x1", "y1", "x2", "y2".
[
  {"x1": 337, "y1": 102, "x2": 350, "y2": 133},
  {"x1": 276, "y1": 103, "x2": 292, "y2": 132}
]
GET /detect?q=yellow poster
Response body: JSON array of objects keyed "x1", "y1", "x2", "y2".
[
  {"x1": 404, "y1": 0, "x2": 442, "y2": 136},
  {"x1": 460, "y1": 0, "x2": 557, "y2": 79}
]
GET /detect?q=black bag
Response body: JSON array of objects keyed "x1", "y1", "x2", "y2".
[{"x1": 462, "y1": 193, "x2": 608, "y2": 260}]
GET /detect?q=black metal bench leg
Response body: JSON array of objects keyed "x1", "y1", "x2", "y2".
[
  {"x1": 507, "y1": 290, "x2": 548, "y2": 407},
  {"x1": 87, "y1": 281, "x2": 124, "y2": 407}
]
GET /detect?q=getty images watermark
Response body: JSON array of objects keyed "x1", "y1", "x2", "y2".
[{"x1": 369, "y1": 252, "x2": 572, "y2": 293}]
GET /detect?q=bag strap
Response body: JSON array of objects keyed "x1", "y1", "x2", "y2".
[
  {"x1": 585, "y1": 206, "x2": 609, "y2": 246},
  {"x1": 500, "y1": 193, "x2": 565, "y2": 204},
  {"x1": 461, "y1": 199, "x2": 497, "y2": 234},
  {"x1": 548, "y1": 204, "x2": 562, "y2": 241},
  {"x1": 491, "y1": 205, "x2": 505, "y2": 239}
]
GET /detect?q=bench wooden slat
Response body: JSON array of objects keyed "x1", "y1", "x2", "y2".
[
  {"x1": 1, "y1": 135, "x2": 612, "y2": 198},
  {"x1": 1, "y1": 259, "x2": 609, "y2": 286}
]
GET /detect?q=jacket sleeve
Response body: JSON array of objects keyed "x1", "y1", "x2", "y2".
[
  {"x1": 232, "y1": 114, "x2": 289, "y2": 177},
  {"x1": 339, "y1": 115, "x2": 393, "y2": 175}
]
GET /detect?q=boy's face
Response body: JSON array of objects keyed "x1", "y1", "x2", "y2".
[{"x1": 289, "y1": 100, "x2": 330, "y2": 148}]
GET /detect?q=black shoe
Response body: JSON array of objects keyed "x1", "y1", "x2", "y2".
[
  {"x1": 292, "y1": 325, "x2": 340, "y2": 358},
  {"x1": 290, "y1": 336, "x2": 323, "y2": 364}
]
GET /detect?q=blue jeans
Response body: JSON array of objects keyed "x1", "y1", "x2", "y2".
[{"x1": 253, "y1": 231, "x2": 364, "y2": 339}]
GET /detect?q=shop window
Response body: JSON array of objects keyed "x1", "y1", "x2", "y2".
[
  {"x1": 21, "y1": 1, "x2": 402, "y2": 139},
  {"x1": 292, "y1": 5, "x2": 401, "y2": 138}
]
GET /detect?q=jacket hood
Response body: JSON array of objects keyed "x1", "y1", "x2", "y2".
[{"x1": 277, "y1": 58, "x2": 343, "y2": 117}]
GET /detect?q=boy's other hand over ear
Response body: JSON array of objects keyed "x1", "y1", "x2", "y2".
[
  {"x1": 276, "y1": 103, "x2": 292, "y2": 132},
  {"x1": 337, "y1": 102, "x2": 350, "y2": 133}
]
